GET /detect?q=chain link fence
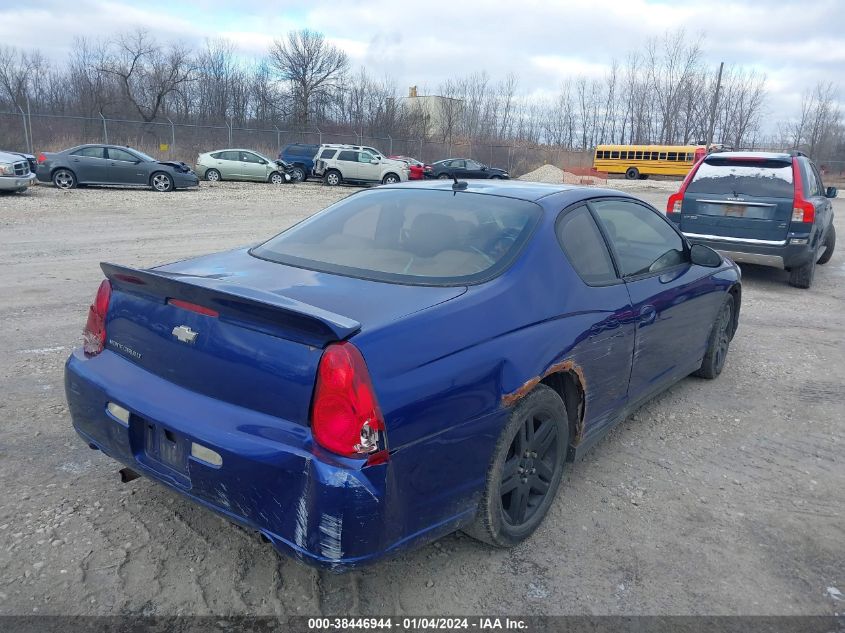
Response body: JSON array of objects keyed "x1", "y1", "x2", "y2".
[{"x1": 0, "y1": 110, "x2": 594, "y2": 177}]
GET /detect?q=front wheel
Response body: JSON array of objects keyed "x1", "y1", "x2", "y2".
[
  {"x1": 382, "y1": 173, "x2": 400, "y2": 185},
  {"x1": 438, "y1": 173, "x2": 451, "y2": 180},
  {"x1": 324, "y1": 170, "x2": 341, "y2": 186},
  {"x1": 53, "y1": 169, "x2": 76, "y2": 189},
  {"x1": 290, "y1": 166, "x2": 306, "y2": 182},
  {"x1": 463, "y1": 384, "x2": 569, "y2": 548},
  {"x1": 151, "y1": 172, "x2": 174, "y2": 192},
  {"x1": 694, "y1": 294, "x2": 735, "y2": 379},
  {"x1": 625, "y1": 167, "x2": 640, "y2": 180},
  {"x1": 817, "y1": 224, "x2": 836, "y2": 265},
  {"x1": 269, "y1": 171, "x2": 285, "y2": 185}
]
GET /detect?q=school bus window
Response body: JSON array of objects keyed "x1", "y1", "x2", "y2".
[
  {"x1": 634, "y1": 151, "x2": 642, "y2": 159},
  {"x1": 659, "y1": 152, "x2": 667, "y2": 160},
  {"x1": 611, "y1": 151, "x2": 619, "y2": 159},
  {"x1": 668, "y1": 152, "x2": 677, "y2": 161}
]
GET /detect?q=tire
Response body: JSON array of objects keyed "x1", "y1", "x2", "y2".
[
  {"x1": 625, "y1": 167, "x2": 639, "y2": 180},
  {"x1": 489, "y1": 175, "x2": 502, "y2": 180},
  {"x1": 463, "y1": 384, "x2": 569, "y2": 548},
  {"x1": 205, "y1": 169, "x2": 221, "y2": 182},
  {"x1": 269, "y1": 171, "x2": 285, "y2": 185},
  {"x1": 438, "y1": 173, "x2": 451, "y2": 180},
  {"x1": 694, "y1": 294, "x2": 735, "y2": 379},
  {"x1": 788, "y1": 253, "x2": 816, "y2": 288},
  {"x1": 817, "y1": 224, "x2": 835, "y2": 265},
  {"x1": 324, "y1": 170, "x2": 341, "y2": 186},
  {"x1": 151, "y1": 172, "x2": 174, "y2": 192},
  {"x1": 381, "y1": 173, "x2": 400, "y2": 185},
  {"x1": 53, "y1": 168, "x2": 76, "y2": 190},
  {"x1": 291, "y1": 166, "x2": 306, "y2": 182}
]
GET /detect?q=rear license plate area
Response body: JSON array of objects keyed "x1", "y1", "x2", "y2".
[{"x1": 141, "y1": 420, "x2": 190, "y2": 479}]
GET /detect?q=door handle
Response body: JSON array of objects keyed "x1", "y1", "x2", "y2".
[{"x1": 639, "y1": 305, "x2": 657, "y2": 324}]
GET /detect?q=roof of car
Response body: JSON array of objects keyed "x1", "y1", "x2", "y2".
[
  {"x1": 706, "y1": 150, "x2": 794, "y2": 161},
  {"x1": 380, "y1": 179, "x2": 630, "y2": 203}
]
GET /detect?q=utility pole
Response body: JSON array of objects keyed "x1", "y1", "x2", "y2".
[{"x1": 705, "y1": 62, "x2": 724, "y2": 151}]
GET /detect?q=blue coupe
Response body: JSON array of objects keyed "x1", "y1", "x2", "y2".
[{"x1": 65, "y1": 180, "x2": 741, "y2": 569}]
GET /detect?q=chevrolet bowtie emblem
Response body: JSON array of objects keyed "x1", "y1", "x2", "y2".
[{"x1": 172, "y1": 325, "x2": 198, "y2": 344}]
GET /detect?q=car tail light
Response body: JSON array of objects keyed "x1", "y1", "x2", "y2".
[
  {"x1": 791, "y1": 160, "x2": 815, "y2": 224},
  {"x1": 37, "y1": 153, "x2": 47, "y2": 164},
  {"x1": 311, "y1": 342, "x2": 387, "y2": 463},
  {"x1": 666, "y1": 156, "x2": 704, "y2": 218},
  {"x1": 83, "y1": 280, "x2": 112, "y2": 356}
]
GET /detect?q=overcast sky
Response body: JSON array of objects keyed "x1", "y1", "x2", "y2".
[{"x1": 2, "y1": 0, "x2": 843, "y2": 125}]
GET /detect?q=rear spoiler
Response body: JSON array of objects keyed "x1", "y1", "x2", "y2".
[{"x1": 101, "y1": 262, "x2": 361, "y2": 347}]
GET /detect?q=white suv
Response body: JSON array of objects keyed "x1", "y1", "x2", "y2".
[{"x1": 314, "y1": 146, "x2": 409, "y2": 186}]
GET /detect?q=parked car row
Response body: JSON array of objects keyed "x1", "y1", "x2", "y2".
[
  {"x1": 2, "y1": 139, "x2": 512, "y2": 195},
  {"x1": 277, "y1": 142, "x2": 509, "y2": 186}
]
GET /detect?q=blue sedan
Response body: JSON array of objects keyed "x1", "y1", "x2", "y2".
[{"x1": 64, "y1": 180, "x2": 740, "y2": 569}]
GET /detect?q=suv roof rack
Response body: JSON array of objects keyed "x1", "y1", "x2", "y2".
[{"x1": 786, "y1": 149, "x2": 807, "y2": 158}]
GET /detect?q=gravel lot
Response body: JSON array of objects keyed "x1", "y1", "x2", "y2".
[{"x1": 0, "y1": 179, "x2": 842, "y2": 616}]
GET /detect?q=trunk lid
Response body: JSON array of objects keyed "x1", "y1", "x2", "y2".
[
  {"x1": 680, "y1": 156, "x2": 794, "y2": 242},
  {"x1": 101, "y1": 249, "x2": 465, "y2": 425}
]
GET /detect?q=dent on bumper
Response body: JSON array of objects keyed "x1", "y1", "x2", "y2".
[{"x1": 64, "y1": 349, "x2": 469, "y2": 569}]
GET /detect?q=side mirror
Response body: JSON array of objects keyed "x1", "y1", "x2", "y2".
[
  {"x1": 689, "y1": 243, "x2": 722, "y2": 268},
  {"x1": 259, "y1": 159, "x2": 267, "y2": 165},
  {"x1": 370, "y1": 159, "x2": 379, "y2": 165},
  {"x1": 826, "y1": 186, "x2": 837, "y2": 199}
]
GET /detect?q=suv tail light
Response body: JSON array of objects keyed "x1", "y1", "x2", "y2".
[
  {"x1": 666, "y1": 156, "x2": 705, "y2": 219},
  {"x1": 312, "y1": 342, "x2": 387, "y2": 464},
  {"x1": 791, "y1": 159, "x2": 815, "y2": 224},
  {"x1": 83, "y1": 280, "x2": 112, "y2": 356}
]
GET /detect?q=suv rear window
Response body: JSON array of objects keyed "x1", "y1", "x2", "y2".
[
  {"x1": 687, "y1": 158, "x2": 794, "y2": 198},
  {"x1": 250, "y1": 189, "x2": 541, "y2": 285},
  {"x1": 320, "y1": 149, "x2": 337, "y2": 159}
]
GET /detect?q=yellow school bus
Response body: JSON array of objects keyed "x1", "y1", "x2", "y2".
[{"x1": 593, "y1": 144, "x2": 706, "y2": 179}]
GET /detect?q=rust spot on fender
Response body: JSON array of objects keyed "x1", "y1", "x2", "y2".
[{"x1": 501, "y1": 359, "x2": 587, "y2": 442}]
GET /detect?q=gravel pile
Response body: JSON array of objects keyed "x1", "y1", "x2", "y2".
[{"x1": 518, "y1": 164, "x2": 606, "y2": 186}]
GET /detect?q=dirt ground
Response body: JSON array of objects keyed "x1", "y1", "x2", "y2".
[{"x1": 0, "y1": 179, "x2": 842, "y2": 616}]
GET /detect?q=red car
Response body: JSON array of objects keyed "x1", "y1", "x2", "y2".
[{"x1": 389, "y1": 156, "x2": 431, "y2": 180}]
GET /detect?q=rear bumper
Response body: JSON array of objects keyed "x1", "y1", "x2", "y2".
[
  {"x1": 683, "y1": 233, "x2": 814, "y2": 269},
  {"x1": 0, "y1": 172, "x2": 36, "y2": 190},
  {"x1": 64, "y1": 348, "x2": 470, "y2": 569}
]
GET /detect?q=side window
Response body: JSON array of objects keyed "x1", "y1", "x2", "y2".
[
  {"x1": 72, "y1": 147, "x2": 105, "y2": 159},
  {"x1": 221, "y1": 151, "x2": 239, "y2": 161},
  {"x1": 358, "y1": 152, "x2": 375, "y2": 163},
  {"x1": 556, "y1": 206, "x2": 617, "y2": 285},
  {"x1": 320, "y1": 149, "x2": 337, "y2": 159},
  {"x1": 466, "y1": 160, "x2": 482, "y2": 169},
  {"x1": 452, "y1": 160, "x2": 466, "y2": 168},
  {"x1": 810, "y1": 163, "x2": 825, "y2": 197},
  {"x1": 592, "y1": 199, "x2": 686, "y2": 277},
  {"x1": 211, "y1": 151, "x2": 223, "y2": 159},
  {"x1": 337, "y1": 150, "x2": 357, "y2": 162},
  {"x1": 107, "y1": 148, "x2": 137, "y2": 162},
  {"x1": 659, "y1": 152, "x2": 667, "y2": 160},
  {"x1": 610, "y1": 151, "x2": 619, "y2": 159},
  {"x1": 240, "y1": 152, "x2": 261, "y2": 163}
]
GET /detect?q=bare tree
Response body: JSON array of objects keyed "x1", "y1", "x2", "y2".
[
  {"x1": 98, "y1": 30, "x2": 196, "y2": 122},
  {"x1": 268, "y1": 29, "x2": 348, "y2": 126}
]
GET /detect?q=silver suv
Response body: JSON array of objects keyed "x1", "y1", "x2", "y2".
[
  {"x1": 314, "y1": 146, "x2": 409, "y2": 186},
  {"x1": 0, "y1": 150, "x2": 37, "y2": 194}
]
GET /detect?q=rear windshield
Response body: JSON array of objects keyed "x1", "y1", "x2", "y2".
[
  {"x1": 687, "y1": 159, "x2": 793, "y2": 198},
  {"x1": 250, "y1": 189, "x2": 542, "y2": 285}
]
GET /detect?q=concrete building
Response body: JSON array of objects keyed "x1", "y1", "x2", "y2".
[{"x1": 399, "y1": 86, "x2": 463, "y2": 138}]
